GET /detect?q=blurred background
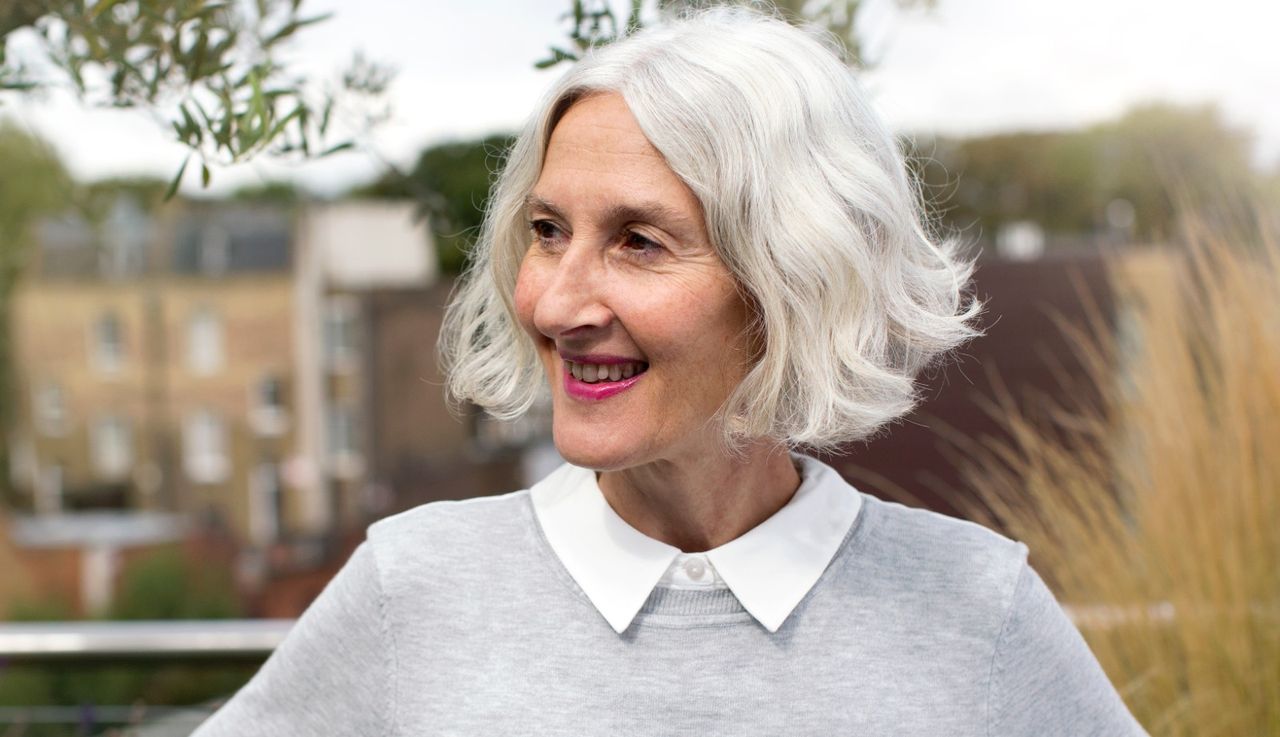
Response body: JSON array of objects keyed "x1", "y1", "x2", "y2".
[{"x1": 1, "y1": 1, "x2": 1277, "y2": 734}]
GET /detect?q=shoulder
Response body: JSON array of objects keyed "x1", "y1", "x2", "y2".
[
  {"x1": 858, "y1": 494, "x2": 1026, "y2": 570},
  {"x1": 848, "y1": 494, "x2": 1028, "y2": 620}
]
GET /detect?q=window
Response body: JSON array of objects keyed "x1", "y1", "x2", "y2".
[
  {"x1": 323, "y1": 298, "x2": 359, "y2": 373},
  {"x1": 33, "y1": 382, "x2": 69, "y2": 436},
  {"x1": 249, "y1": 461, "x2": 284, "y2": 545},
  {"x1": 90, "y1": 415, "x2": 132, "y2": 478},
  {"x1": 259, "y1": 376, "x2": 284, "y2": 409},
  {"x1": 327, "y1": 404, "x2": 357, "y2": 457},
  {"x1": 187, "y1": 307, "x2": 224, "y2": 375},
  {"x1": 91, "y1": 312, "x2": 124, "y2": 374},
  {"x1": 183, "y1": 410, "x2": 228, "y2": 483},
  {"x1": 249, "y1": 375, "x2": 289, "y2": 436},
  {"x1": 326, "y1": 403, "x2": 363, "y2": 479}
]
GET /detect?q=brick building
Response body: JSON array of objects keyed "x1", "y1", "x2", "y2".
[{"x1": 4, "y1": 197, "x2": 440, "y2": 614}]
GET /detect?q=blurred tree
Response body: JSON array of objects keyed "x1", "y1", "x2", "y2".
[
  {"x1": 79, "y1": 175, "x2": 172, "y2": 218},
  {"x1": 358, "y1": 134, "x2": 516, "y2": 274},
  {"x1": 908, "y1": 131, "x2": 1103, "y2": 241},
  {"x1": 540, "y1": 0, "x2": 935, "y2": 69},
  {"x1": 0, "y1": 0, "x2": 392, "y2": 195},
  {"x1": 1094, "y1": 103, "x2": 1258, "y2": 239},
  {"x1": 111, "y1": 547, "x2": 241, "y2": 620},
  {"x1": 231, "y1": 179, "x2": 305, "y2": 204},
  {"x1": 908, "y1": 103, "x2": 1263, "y2": 248}
]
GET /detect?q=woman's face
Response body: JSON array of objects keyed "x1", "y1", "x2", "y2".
[{"x1": 514, "y1": 92, "x2": 754, "y2": 471}]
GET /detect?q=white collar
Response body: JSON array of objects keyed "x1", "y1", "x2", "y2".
[{"x1": 529, "y1": 454, "x2": 862, "y2": 634}]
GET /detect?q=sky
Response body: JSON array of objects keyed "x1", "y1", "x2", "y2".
[{"x1": 2, "y1": 0, "x2": 1278, "y2": 197}]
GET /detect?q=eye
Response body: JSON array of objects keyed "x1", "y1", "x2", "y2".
[
  {"x1": 529, "y1": 219, "x2": 566, "y2": 249},
  {"x1": 620, "y1": 230, "x2": 664, "y2": 260}
]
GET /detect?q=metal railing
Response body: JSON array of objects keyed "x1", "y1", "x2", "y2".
[
  {"x1": 0, "y1": 619, "x2": 295, "y2": 662},
  {"x1": 0, "y1": 620, "x2": 292, "y2": 735}
]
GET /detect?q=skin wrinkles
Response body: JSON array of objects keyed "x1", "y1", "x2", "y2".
[
  {"x1": 524, "y1": 194, "x2": 702, "y2": 251},
  {"x1": 513, "y1": 92, "x2": 799, "y2": 553}
]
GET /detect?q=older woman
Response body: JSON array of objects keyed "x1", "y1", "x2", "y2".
[{"x1": 194, "y1": 8, "x2": 1145, "y2": 736}]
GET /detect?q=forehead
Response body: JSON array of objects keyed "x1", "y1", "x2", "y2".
[
  {"x1": 533, "y1": 93, "x2": 703, "y2": 224},
  {"x1": 544, "y1": 92, "x2": 662, "y2": 166}
]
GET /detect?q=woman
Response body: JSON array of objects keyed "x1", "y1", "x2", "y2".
[{"x1": 194, "y1": 7, "x2": 1145, "y2": 736}]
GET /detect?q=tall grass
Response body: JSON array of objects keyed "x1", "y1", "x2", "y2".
[{"x1": 952, "y1": 218, "x2": 1280, "y2": 736}]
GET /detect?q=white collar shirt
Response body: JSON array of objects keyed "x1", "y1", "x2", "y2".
[{"x1": 529, "y1": 454, "x2": 863, "y2": 634}]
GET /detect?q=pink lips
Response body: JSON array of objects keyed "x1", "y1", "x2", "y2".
[{"x1": 561, "y1": 355, "x2": 646, "y2": 401}]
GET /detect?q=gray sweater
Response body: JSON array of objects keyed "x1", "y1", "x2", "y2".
[{"x1": 192, "y1": 489, "x2": 1147, "y2": 736}]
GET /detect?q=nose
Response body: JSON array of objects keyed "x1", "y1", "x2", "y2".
[{"x1": 530, "y1": 239, "x2": 613, "y2": 340}]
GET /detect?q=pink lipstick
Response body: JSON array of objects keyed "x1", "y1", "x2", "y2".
[{"x1": 562, "y1": 359, "x2": 646, "y2": 401}]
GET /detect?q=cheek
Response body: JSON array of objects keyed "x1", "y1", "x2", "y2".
[{"x1": 512, "y1": 263, "x2": 541, "y2": 335}]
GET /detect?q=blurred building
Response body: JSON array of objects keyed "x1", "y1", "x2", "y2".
[
  {"x1": 4, "y1": 197, "x2": 445, "y2": 614},
  {"x1": 828, "y1": 243, "x2": 1181, "y2": 524}
]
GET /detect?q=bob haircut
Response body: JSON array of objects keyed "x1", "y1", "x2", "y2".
[{"x1": 440, "y1": 6, "x2": 983, "y2": 453}]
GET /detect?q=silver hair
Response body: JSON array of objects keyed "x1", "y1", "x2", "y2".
[{"x1": 439, "y1": 6, "x2": 983, "y2": 452}]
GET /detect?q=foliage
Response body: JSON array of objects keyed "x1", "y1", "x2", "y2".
[
  {"x1": 79, "y1": 176, "x2": 173, "y2": 220},
  {"x1": 540, "y1": 0, "x2": 935, "y2": 69},
  {"x1": 0, "y1": 0, "x2": 392, "y2": 195},
  {"x1": 537, "y1": 0, "x2": 644, "y2": 68},
  {"x1": 1093, "y1": 105, "x2": 1261, "y2": 239},
  {"x1": 109, "y1": 547, "x2": 242, "y2": 621},
  {"x1": 230, "y1": 179, "x2": 304, "y2": 204},
  {"x1": 359, "y1": 134, "x2": 516, "y2": 274},
  {"x1": 908, "y1": 103, "x2": 1265, "y2": 247},
  {"x1": 950, "y1": 209, "x2": 1280, "y2": 735},
  {"x1": 0, "y1": 124, "x2": 73, "y2": 259}
]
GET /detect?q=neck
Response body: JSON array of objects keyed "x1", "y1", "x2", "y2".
[{"x1": 597, "y1": 440, "x2": 801, "y2": 552}]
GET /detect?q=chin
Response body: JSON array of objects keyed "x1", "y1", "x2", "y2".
[{"x1": 552, "y1": 421, "x2": 648, "y2": 472}]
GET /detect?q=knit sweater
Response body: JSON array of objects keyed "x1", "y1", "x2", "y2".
[{"x1": 191, "y1": 484, "x2": 1147, "y2": 736}]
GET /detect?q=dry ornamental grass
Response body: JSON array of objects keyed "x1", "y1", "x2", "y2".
[{"x1": 952, "y1": 213, "x2": 1280, "y2": 736}]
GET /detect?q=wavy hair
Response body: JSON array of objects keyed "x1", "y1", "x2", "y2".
[{"x1": 439, "y1": 6, "x2": 984, "y2": 452}]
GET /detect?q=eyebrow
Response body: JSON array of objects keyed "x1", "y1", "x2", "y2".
[{"x1": 524, "y1": 194, "x2": 695, "y2": 232}]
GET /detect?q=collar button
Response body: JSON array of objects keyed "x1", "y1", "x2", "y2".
[{"x1": 683, "y1": 558, "x2": 707, "y2": 581}]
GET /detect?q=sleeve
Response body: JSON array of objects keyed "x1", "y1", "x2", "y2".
[
  {"x1": 190, "y1": 541, "x2": 394, "y2": 737},
  {"x1": 986, "y1": 562, "x2": 1148, "y2": 737}
]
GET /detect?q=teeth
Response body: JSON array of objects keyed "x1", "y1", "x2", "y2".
[{"x1": 566, "y1": 360, "x2": 647, "y2": 384}]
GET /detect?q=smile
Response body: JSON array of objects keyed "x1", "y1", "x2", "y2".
[
  {"x1": 563, "y1": 359, "x2": 648, "y2": 400},
  {"x1": 566, "y1": 360, "x2": 647, "y2": 383}
]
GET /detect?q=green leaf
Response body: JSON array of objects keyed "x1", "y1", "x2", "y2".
[
  {"x1": 263, "y1": 13, "x2": 333, "y2": 46},
  {"x1": 165, "y1": 154, "x2": 192, "y2": 201},
  {"x1": 320, "y1": 141, "x2": 354, "y2": 156},
  {"x1": 179, "y1": 104, "x2": 202, "y2": 144},
  {"x1": 264, "y1": 106, "x2": 303, "y2": 146},
  {"x1": 535, "y1": 47, "x2": 578, "y2": 69},
  {"x1": 318, "y1": 97, "x2": 334, "y2": 136},
  {"x1": 201, "y1": 162, "x2": 211, "y2": 187},
  {"x1": 190, "y1": 32, "x2": 209, "y2": 79}
]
